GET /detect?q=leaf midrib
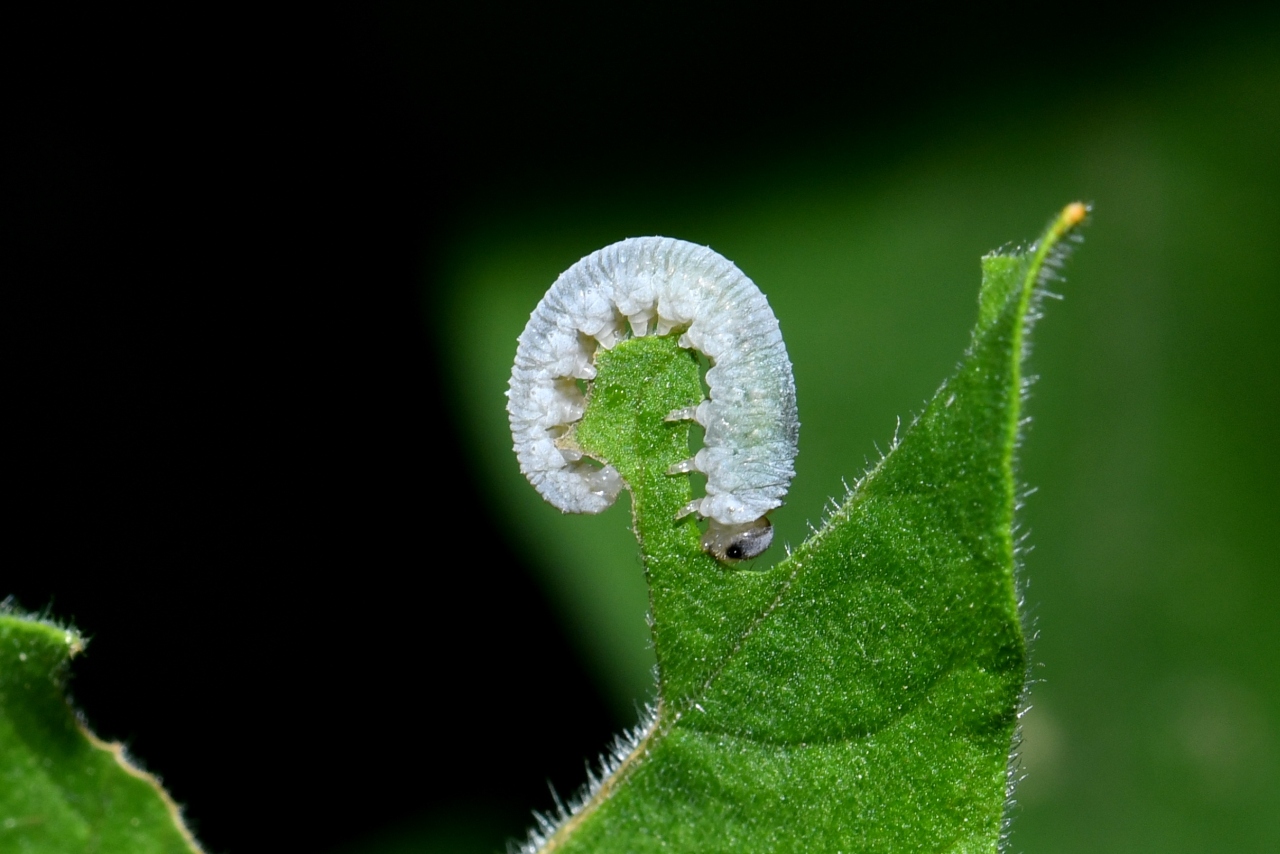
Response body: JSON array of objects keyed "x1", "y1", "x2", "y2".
[{"x1": 651, "y1": 418, "x2": 934, "y2": 748}]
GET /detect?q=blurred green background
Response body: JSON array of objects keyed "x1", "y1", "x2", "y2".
[{"x1": 421, "y1": 19, "x2": 1279, "y2": 854}]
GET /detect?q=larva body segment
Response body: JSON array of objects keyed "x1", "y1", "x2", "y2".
[{"x1": 507, "y1": 237, "x2": 799, "y2": 560}]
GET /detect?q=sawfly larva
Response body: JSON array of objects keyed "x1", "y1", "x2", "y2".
[{"x1": 507, "y1": 237, "x2": 798, "y2": 561}]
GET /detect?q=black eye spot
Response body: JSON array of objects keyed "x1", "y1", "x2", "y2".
[{"x1": 726, "y1": 543, "x2": 744, "y2": 560}]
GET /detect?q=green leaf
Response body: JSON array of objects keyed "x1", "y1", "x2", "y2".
[
  {"x1": 525, "y1": 204, "x2": 1087, "y2": 852},
  {"x1": 0, "y1": 607, "x2": 203, "y2": 854}
]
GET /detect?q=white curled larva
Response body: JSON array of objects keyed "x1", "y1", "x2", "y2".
[{"x1": 506, "y1": 237, "x2": 799, "y2": 562}]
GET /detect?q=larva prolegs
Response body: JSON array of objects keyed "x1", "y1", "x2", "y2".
[
  {"x1": 666, "y1": 458, "x2": 702, "y2": 475},
  {"x1": 675, "y1": 498, "x2": 704, "y2": 521},
  {"x1": 508, "y1": 237, "x2": 798, "y2": 562},
  {"x1": 663, "y1": 402, "x2": 708, "y2": 425}
]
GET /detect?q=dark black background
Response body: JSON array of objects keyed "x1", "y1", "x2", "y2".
[{"x1": 7, "y1": 4, "x2": 1265, "y2": 851}]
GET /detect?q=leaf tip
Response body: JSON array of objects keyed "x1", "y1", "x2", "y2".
[
  {"x1": 1052, "y1": 201, "x2": 1090, "y2": 239},
  {"x1": 0, "y1": 596, "x2": 88, "y2": 660}
]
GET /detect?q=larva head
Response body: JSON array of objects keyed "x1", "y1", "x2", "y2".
[{"x1": 702, "y1": 517, "x2": 774, "y2": 562}]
